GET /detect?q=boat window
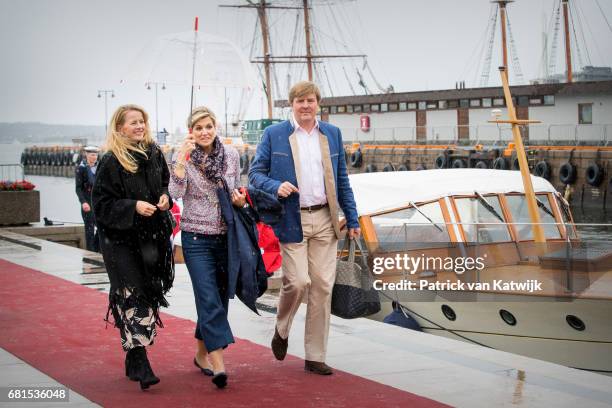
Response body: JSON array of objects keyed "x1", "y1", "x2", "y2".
[
  {"x1": 506, "y1": 194, "x2": 562, "y2": 240},
  {"x1": 455, "y1": 195, "x2": 511, "y2": 243},
  {"x1": 371, "y1": 202, "x2": 449, "y2": 251}
]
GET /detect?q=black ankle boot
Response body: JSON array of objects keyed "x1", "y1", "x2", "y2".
[
  {"x1": 125, "y1": 348, "x2": 139, "y2": 381},
  {"x1": 128, "y1": 347, "x2": 160, "y2": 390}
]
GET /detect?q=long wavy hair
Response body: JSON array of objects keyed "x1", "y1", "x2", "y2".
[{"x1": 104, "y1": 104, "x2": 154, "y2": 173}]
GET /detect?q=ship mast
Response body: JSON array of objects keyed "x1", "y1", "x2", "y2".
[
  {"x1": 222, "y1": 1, "x2": 366, "y2": 118},
  {"x1": 221, "y1": 1, "x2": 303, "y2": 119},
  {"x1": 562, "y1": 0, "x2": 573, "y2": 83},
  {"x1": 303, "y1": 0, "x2": 314, "y2": 81},
  {"x1": 491, "y1": 0, "x2": 513, "y2": 72}
]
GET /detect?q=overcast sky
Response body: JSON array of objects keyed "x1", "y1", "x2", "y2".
[{"x1": 1, "y1": 0, "x2": 611, "y2": 131}]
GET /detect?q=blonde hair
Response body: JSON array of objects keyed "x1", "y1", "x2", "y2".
[
  {"x1": 187, "y1": 106, "x2": 217, "y2": 129},
  {"x1": 104, "y1": 104, "x2": 154, "y2": 173},
  {"x1": 288, "y1": 81, "x2": 321, "y2": 104}
]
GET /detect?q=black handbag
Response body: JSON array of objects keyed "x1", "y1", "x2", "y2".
[{"x1": 331, "y1": 238, "x2": 381, "y2": 319}]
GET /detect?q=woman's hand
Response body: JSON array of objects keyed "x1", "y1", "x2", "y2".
[
  {"x1": 157, "y1": 194, "x2": 170, "y2": 211},
  {"x1": 136, "y1": 200, "x2": 157, "y2": 217},
  {"x1": 178, "y1": 133, "x2": 196, "y2": 162},
  {"x1": 231, "y1": 189, "x2": 246, "y2": 208}
]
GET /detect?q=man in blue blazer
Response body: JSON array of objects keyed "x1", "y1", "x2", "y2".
[{"x1": 249, "y1": 81, "x2": 360, "y2": 375}]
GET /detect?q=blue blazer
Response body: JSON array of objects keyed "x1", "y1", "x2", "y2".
[{"x1": 248, "y1": 120, "x2": 359, "y2": 243}]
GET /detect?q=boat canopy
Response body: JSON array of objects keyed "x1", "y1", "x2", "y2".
[{"x1": 349, "y1": 169, "x2": 557, "y2": 216}]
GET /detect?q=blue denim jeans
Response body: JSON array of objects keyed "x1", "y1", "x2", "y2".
[{"x1": 182, "y1": 231, "x2": 234, "y2": 352}]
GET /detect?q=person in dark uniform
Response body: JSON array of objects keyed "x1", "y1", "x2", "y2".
[{"x1": 75, "y1": 145, "x2": 100, "y2": 252}]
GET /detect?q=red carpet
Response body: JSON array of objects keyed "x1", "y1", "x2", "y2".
[{"x1": 0, "y1": 259, "x2": 448, "y2": 407}]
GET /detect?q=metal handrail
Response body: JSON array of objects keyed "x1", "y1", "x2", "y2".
[{"x1": 0, "y1": 164, "x2": 24, "y2": 181}]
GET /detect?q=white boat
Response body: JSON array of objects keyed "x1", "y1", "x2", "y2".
[{"x1": 349, "y1": 168, "x2": 612, "y2": 374}]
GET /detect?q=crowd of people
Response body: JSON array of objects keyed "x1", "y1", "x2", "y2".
[{"x1": 77, "y1": 81, "x2": 360, "y2": 391}]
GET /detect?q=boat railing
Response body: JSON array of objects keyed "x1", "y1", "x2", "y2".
[
  {"x1": 0, "y1": 164, "x2": 25, "y2": 181},
  {"x1": 340, "y1": 123, "x2": 612, "y2": 146}
]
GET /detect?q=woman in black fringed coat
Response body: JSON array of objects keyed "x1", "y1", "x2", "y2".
[{"x1": 92, "y1": 104, "x2": 174, "y2": 391}]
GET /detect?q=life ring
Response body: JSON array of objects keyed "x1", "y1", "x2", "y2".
[
  {"x1": 382, "y1": 163, "x2": 395, "y2": 172},
  {"x1": 492, "y1": 157, "x2": 508, "y2": 170},
  {"x1": 240, "y1": 153, "x2": 250, "y2": 175},
  {"x1": 350, "y1": 149, "x2": 363, "y2": 168},
  {"x1": 434, "y1": 155, "x2": 447, "y2": 169},
  {"x1": 365, "y1": 164, "x2": 377, "y2": 173},
  {"x1": 512, "y1": 157, "x2": 520, "y2": 171},
  {"x1": 397, "y1": 164, "x2": 409, "y2": 171},
  {"x1": 559, "y1": 162, "x2": 577, "y2": 184},
  {"x1": 586, "y1": 163, "x2": 604, "y2": 186},
  {"x1": 534, "y1": 161, "x2": 551, "y2": 180},
  {"x1": 451, "y1": 158, "x2": 467, "y2": 168},
  {"x1": 475, "y1": 160, "x2": 488, "y2": 169}
]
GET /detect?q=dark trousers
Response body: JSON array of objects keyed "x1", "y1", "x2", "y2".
[
  {"x1": 182, "y1": 231, "x2": 234, "y2": 352},
  {"x1": 81, "y1": 208, "x2": 99, "y2": 252}
]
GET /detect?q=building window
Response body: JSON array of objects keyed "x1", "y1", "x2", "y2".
[
  {"x1": 579, "y1": 103, "x2": 593, "y2": 124},
  {"x1": 482, "y1": 98, "x2": 492, "y2": 108},
  {"x1": 426, "y1": 101, "x2": 437, "y2": 109},
  {"x1": 459, "y1": 99, "x2": 469, "y2": 108},
  {"x1": 337, "y1": 105, "x2": 346, "y2": 113},
  {"x1": 371, "y1": 104, "x2": 380, "y2": 112},
  {"x1": 544, "y1": 95, "x2": 555, "y2": 105},
  {"x1": 493, "y1": 98, "x2": 505, "y2": 106},
  {"x1": 529, "y1": 97, "x2": 542, "y2": 105},
  {"x1": 363, "y1": 104, "x2": 371, "y2": 113},
  {"x1": 399, "y1": 102, "x2": 407, "y2": 111},
  {"x1": 448, "y1": 100, "x2": 458, "y2": 108},
  {"x1": 381, "y1": 103, "x2": 388, "y2": 112},
  {"x1": 353, "y1": 105, "x2": 362, "y2": 113},
  {"x1": 330, "y1": 106, "x2": 337, "y2": 114},
  {"x1": 470, "y1": 99, "x2": 481, "y2": 107},
  {"x1": 321, "y1": 106, "x2": 329, "y2": 113},
  {"x1": 418, "y1": 101, "x2": 426, "y2": 110},
  {"x1": 518, "y1": 96, "x2": 529, "y2": 107},
  {"x1": 438, "y1": 100, "x2": 448, "y2": 109},
  {"x1": 408, "y1": 102, "x2": 417, "y2": 110},
  {"x1": 389, "y1": 103, "x2": 398, "y2": 111},
  {"x1": 346, "y1": 105, "x2": 354, "y2": 113}
]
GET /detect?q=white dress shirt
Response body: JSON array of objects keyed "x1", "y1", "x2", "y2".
[{"x1": 292, "y1": 114, "x2": 327, "y2": 207}]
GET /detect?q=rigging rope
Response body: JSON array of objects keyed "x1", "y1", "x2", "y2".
[
  {"x1": 505, "y1": 9, "x2": 525, "y2": 84},
  {"x1": 548, "y1": 0, "x2": 562, "y2": 75},
  {"x1": 479, "y1": 5, "x2": 498, "y2": 87}
]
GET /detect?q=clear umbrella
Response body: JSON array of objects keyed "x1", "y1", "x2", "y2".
[{"x1": 123, "y1": 20, "x2": 257, "y2": 127}]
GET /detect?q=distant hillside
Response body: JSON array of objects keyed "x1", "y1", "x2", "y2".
[{"x1": 0, "y1": 122, "x2": 105, "y2": 144}]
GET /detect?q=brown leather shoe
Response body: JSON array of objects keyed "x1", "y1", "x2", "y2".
[
  {"x1": 304, "y1": 360, "x2": 333, "y2": 375},
  {"x1": 271, "y1": 327, "x2": 288, "y2": 361}
]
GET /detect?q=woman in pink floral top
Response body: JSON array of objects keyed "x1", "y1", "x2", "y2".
[{"x1": 169, "y1": 106, "x2": 246, "y2": 389}]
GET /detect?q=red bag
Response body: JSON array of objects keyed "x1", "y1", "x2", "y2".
[{"x1": 240, "y1": 187, "x2": 282, "y2": 275}]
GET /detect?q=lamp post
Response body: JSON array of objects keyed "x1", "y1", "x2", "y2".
[
  {"x1": 146, "y1": 82, "x2": 166, "y2": 137},
  {"x1": 97, "y1": 89, "x2": 115, "y2": 136}
]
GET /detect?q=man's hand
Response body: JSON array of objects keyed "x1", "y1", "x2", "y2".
[
  {"x1": 156, "y1": 194, "x2": 170, "y2": 211},
  {"x1": 277, "y1": 181, "x2": 299, "y2": 198},
  {"x1": 348, "y1": 227, "x2": 361, "y2": 240},
  {"x1": 82, "y1": 203, "x2": 91, "y2": 213},
  {"x1": 136, "y1": 200, "x2": 157, "y2": 217}
]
